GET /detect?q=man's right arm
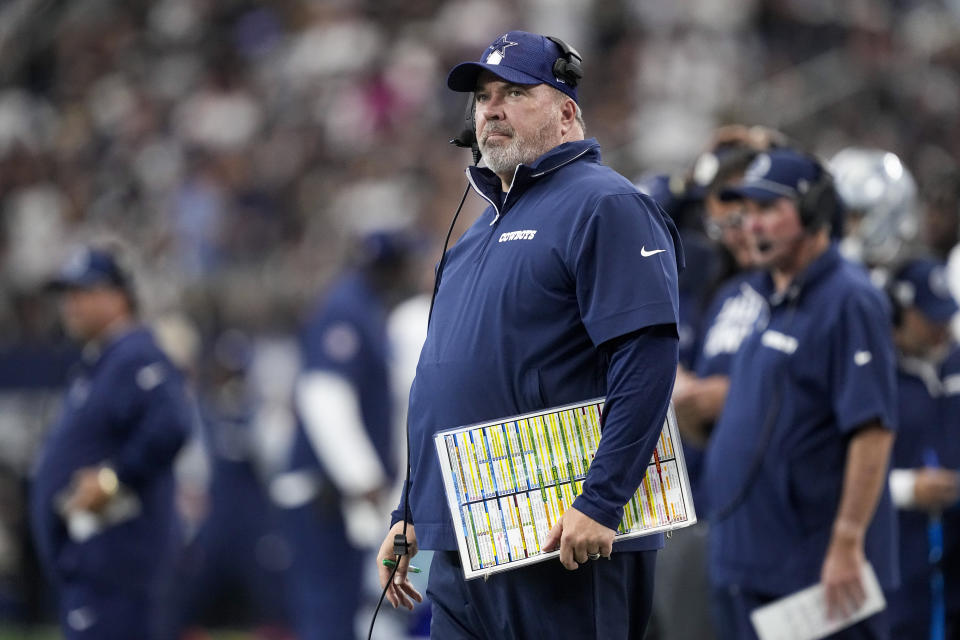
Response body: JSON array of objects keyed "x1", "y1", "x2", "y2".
[
  {"x1": 821, "y1": 420, "x2": 894, "y2": 619},
  {"x1": 111, "y1": 360, "x2": 191, "y2": 488}
]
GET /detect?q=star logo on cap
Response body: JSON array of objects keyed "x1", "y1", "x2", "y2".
[
  {"x1": 62, "y1": 248, "x2": 91, "y2": 279},
  {"x1": 485, "y1": 34, "x2": 518, "y2": 65},
  {"x1": 930, "y1": 267, "x2": 952, "y2": 299},
  {"x1": 745, "y1": 153, "x2": 772, "y2": 181}
]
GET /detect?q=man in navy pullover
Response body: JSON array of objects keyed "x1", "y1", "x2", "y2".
[
  {"x1": 30, "y1": 246, "x2": 190, "y2": 639},
  {"x1": 376, "y1": 31, "x2": 683, "y2": 639}
]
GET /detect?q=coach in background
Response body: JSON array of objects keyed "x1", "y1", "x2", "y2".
[
  {"x1": 377, "y1": 30, "x2": 682, "y2": 639},
  {"x1": 705, "y1": 149, "x2": 899, "y2": 639},
  {"x1": 30, "y1": 246, "x2": 191, "y2": 640},
  {"x1": 274, "y1": 228, "x2": 421, "y2": 640},
  {"x1": 885, "y1": 258, "x2": 960, "y2": 639}
]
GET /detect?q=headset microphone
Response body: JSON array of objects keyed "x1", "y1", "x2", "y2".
[
  {"x1": 449, "y1": 93, "x2": 481, "y2": 165},
  {"x1": 450, "y1": 127, "x2": 480, "y2": 166},
  {"x1": 450, "y1": 128, "x2": 475, "y2": 149}
]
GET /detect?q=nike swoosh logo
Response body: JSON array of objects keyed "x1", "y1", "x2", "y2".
[{"x1": 640, "y1": 247, "x2": 666, "y2": 257}]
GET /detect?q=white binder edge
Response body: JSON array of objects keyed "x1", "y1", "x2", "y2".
[{"x1": 434, "y1": 398, "x2": 697, "y2": 580}]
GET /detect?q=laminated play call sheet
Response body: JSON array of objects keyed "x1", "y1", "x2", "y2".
[{"x1": 434, "y1": 398, "x2": 696, "y2": 579}]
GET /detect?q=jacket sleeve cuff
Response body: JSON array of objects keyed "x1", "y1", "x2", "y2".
[
  {"x1": 572, "y1": 493, "x2": 623, "y2": 531},
  {"x1": 390, "y1": 500, "x2": 413, "y2": 527}
]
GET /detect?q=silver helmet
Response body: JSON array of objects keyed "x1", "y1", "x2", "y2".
[{"x1": 829, "y1": 148, "x2": 918, "y2": 267}]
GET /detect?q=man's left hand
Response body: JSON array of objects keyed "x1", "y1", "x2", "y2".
[
  {"x1": 63, "y1": 467, "x2": 114, "y2": 514},
  {"x1": 820, "y1": 528, "x2": 867, "y2": 620},
  {"x1": 542, "y1": 506, "x2": 614, "y2": 570}
]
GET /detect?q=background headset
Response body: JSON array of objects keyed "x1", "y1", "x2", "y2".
[
  {"x1": 451, "y1": 35, "x2": 584, "y2": 161},
  {"x1": 796, "y1": 154, "x2": 843, "y2": 234}
]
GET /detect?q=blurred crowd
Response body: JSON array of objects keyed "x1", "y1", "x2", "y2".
[{"x1": 4, "y1": 0, "x2": 960, "y2": 637}]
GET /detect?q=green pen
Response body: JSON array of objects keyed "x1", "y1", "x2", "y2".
[{"x1": 382, "y1": 558, "x2": 422, "y2": 573}]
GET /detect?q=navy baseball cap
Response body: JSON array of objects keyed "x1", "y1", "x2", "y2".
[
  {"x1": 890, "y1": 258, "x2": 959, "y2": 323},
  {"x1": 447, "y1": 31, "x2": 578, "y2": 102},
  {"x1": 635, "y1": 172, "x2": 700, "y2": 219},
  {"x1": 48, "y1": 247, "x2": 130, "y2": 291},
  {"x1": 356, "y1": 229, "x2": 426, "y2": 267},
  {"x1": 720, "y1": 149, "x2": 822, "y2": 204}
]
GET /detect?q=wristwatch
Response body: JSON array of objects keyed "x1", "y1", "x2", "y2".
[{"x1": 97, "y1": 466, "x2": 120, "y2": 497}]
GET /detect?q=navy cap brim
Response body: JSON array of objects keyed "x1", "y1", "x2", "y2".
[
  {"x1": 918, "y1": 299, "x2": 959, "y2": 323},
  {"x1": 447, "y1": 61, "x2": 543, "y2": 92},
  {"x1": 719, "y1": 185, "x2": 784, "y2": 204},
  {"x1": 46, "y1": 274, "x2": 114, "y2": 291}
]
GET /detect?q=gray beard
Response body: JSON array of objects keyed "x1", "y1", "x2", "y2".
[
  {"x1": 479, "y1": 118, "x2": 559, "y2": 180},
  {"x1": 481, "y1": 138, "x2": 530, "y2": 177}
]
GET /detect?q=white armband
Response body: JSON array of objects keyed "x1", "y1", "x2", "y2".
[{"x1": 889, "y1": 468, "x2": 917, "y2": 509}]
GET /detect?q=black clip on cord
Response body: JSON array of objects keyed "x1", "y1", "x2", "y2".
[
  {"x1": 366, "y1": 139, "x2": 475, "y2": 640},
  {"x1": 394, "y1": 534, "x2": 411, "y2": 556}
]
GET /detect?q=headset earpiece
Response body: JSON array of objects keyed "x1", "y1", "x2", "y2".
[
  {"x1": 797, "y1": 159, "x2": 840, "y2": 232},
  {"x1": 887, "y1": 286, "x2": 904, "y2": 327},
  {"x1": 885, "y1": 263, "x2": 912, "y2": 328},
  {"x1": 546, "y1": 36, "x2": 583, "y2": 88}
]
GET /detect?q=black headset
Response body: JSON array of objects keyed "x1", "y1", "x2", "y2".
[
  {"x1": 546, "y1": 36, "x2": 583, "y2": 87},
  {"x1": 796, "y1": 156, "x2": 842, "y2": 232}
]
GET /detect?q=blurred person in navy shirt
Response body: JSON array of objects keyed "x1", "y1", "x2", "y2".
[
  {"x1": 705, "y1": 149, "x2": 899, "y2": 640},
  {"x1": 273, "y1": 228, "x2": 422, "y2": 640},
  {"x1": 885, "y1": 258, "x2": 960, "y2": 639},
  {"x1": 29, "y1": 245, "x2": 191, "y2": 640}
]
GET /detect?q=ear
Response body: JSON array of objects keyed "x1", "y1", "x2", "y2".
[{"x1": 558, "y1": 97, "x2": 577, "y2": 136}]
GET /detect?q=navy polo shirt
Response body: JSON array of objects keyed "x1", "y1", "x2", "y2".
[
  {"x1": 705, "y1": 245, "x2": 899, "y2": 595},
  {"x1": 287, "y1": 271, "x2": 395, "y2": 479},
  {"x1": 397, "y1": 139, "x2": 682, "y2": 552},
  {"x1": 30, "y1": 327, "x2": 190, "y2": 589}
]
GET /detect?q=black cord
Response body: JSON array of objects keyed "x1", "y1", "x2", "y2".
[
  {"x1": 366, "y1": 181, "x2": 471, "y2": 640},
  {"x1": 709, "y1": 379, "x2": 785, "y2": 523},
  {"x1": 366, "y1": 558, "x2": 400, "y2": 640},
  {"x1": 710, "y1": 287, "x2": 801, "y2": 523},
  {"x1": 427, "y1": 183, "x2": 470, "y2": 327}
]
